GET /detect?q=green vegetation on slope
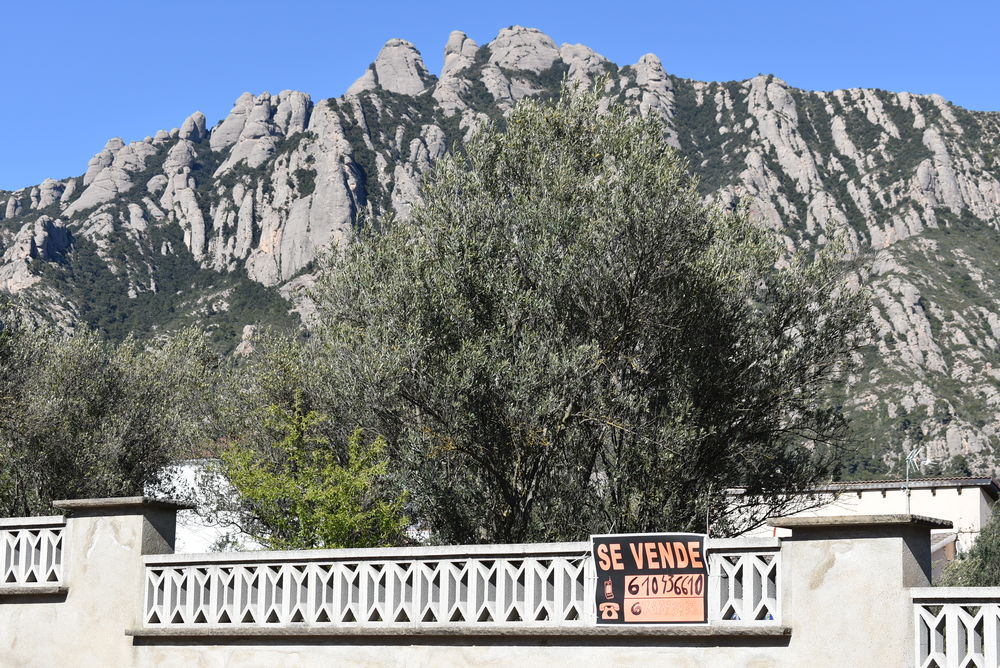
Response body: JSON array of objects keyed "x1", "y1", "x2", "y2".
[{"x1": 36, "y1": 224, "x2": 297, "y2": 351}]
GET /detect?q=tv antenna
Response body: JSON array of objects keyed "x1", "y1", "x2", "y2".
[{"x1": 904, "y1": 446, "x2": 928, "y2": 515}]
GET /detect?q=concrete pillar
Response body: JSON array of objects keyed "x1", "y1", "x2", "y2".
[
  {"x1": 0, "y1": 497, "x2": 188, "y2": 667},
  {"x1": 772, "y1": 514, "x2": 951, "y2": 667}
]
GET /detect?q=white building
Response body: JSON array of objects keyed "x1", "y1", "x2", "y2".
[
  {"x1": 148, "y1": 459, "x2": 261, "y2": 553},
  {"x1": 744, "y1": 476, "x2": 999, "y2": 576}
]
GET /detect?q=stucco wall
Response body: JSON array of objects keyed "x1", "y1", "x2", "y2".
[{"x1": 0, "y1": 500, "x2": 949, "y2": 667}]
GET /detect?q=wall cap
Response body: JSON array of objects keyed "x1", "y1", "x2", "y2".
[
  {"x1": 126, "y1": 624, "x2": 793, "y2": 639},
  {"x1": 0, "y1": 514, "x2": 65, "y2": 529},
  {"x1": 911, "y1": 587, "x2": 1000, "y2": 601},
  {"x1": 146, "y1": 537, "x2": 781, "y2": 566},
  {"x1": 53, "y1": 496, "x2": 195, "y2": 514},
  {"x1": 768, "y1": 514, "x2": 952, "y2": 530},
  {"x1": 0, "y1": 585, "x2": 68, "y2": 598}
]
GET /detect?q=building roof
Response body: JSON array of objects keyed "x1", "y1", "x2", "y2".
[
  {"x1": 768, "y1": 514, "x2": 954, "y2": 531},
  {"x1": 808, "y1": 477, "x2": 1000, "y2": 500}
]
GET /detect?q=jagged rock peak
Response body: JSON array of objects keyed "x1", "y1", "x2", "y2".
[
  {"x1": 179, "y1": 111, "x2": 207, "y2": 142},
  {"x1": 634, "y1": 54, "x2": 668, "y2": 85},
  {"x1": 559, "y1": 43, "x2": 610, "y2": 85},
  {"x1": 82, "y1": 137, "x2": 126, "y2": 186},
  {"x1": 442, "y1": 30, "x2": 479, "y2": 78},
  {"x1": 347, "y1": 38, "x2": 433, "y2": 96},
  {"x1": 488, "y1": 26, "x2": 560, "y2": 74},
  {"x1": 36, "y1": 178, "x2": 64, "y2": 209},
  {"x1": 274, "y1": 90, "x2": 312, "y2": 135},
  {"x1": 210, "y1": 92, "x2": 256, "y2": 151}
]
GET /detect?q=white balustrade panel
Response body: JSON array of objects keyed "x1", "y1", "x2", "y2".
[
  {"x1": 145, "y1": 553, "x2": 592, "y2": 627},
  {"x1": 144, "y1": 540, "x2": 782, "y2": 629},
  {"x1": 913, "y1": 589, "x2": 1000, "y2": 668},
  {"x1": 710, "y1": 549, "x2": 781, "y2": 623},
  {"x1": 0, "y1": 521, "x2": 64, "y2": 586}
]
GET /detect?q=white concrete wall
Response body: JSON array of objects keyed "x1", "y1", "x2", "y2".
[
  {"x1": 0, "y1": 499, "x2": 180, "y2": 667},
  {"x1": 0, "y1": 500, "x2": 946, "y2": 667}
]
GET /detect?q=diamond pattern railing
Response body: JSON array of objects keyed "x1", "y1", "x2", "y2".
[
  {"x1": 142, "y1": 539, "x2": 781, "y2": 630},
  {"x1": 0, "y1": 517, "x2": 65, "y2": 586},
  {"x1": 913, "y1": 589, "x2": 1000, "y2": 668},
  {"x1": 710, "y1": 548, "x2": 781, "y2": 623},
  {"x1": 144, "y1": 548, "x2": 592, "y2": 627}
]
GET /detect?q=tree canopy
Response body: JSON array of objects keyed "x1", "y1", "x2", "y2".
[
  {"x1": 307, "y1": 85, "x2": 870, "y2": 543},
  {"x1": 940, "y1": 510, "x2": 1000, "y2": 586},
  {"x1": 0, "y1": 306, "x2": 215, "y2": 516},
  {"x1": 0, "y1": 86, "x2": 870, "y2": 548},
  {"x1": 217, "y1": 389, "x2": 408, "y2": 550}
]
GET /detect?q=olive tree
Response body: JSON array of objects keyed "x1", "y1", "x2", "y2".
[
  {"x1": 0, "y1": 307, "x2": 216, "y2": 516},
  {"x1": 197, "y1": 333, "x2": 409, "y2": 549},
  {"x1": 939, "y1": 511, "x2": 1000, "y2": 586},
  {"x1": 307, "y1": 85, "x2": 869, "y2": 543}
]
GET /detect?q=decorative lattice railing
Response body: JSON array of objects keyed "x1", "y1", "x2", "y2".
[
  {"x1": 913, "y1": 588, "x2": 1000, "y2": 668},
  {"x1": 710, "y1": 543, "x2": 781, "y2": 623},
  {"x1": 142, "y1": 538, "x2": 780, "y2": 630},
  {"x1": 0, "y1": 516, "x2": 65, "y2": 586}
]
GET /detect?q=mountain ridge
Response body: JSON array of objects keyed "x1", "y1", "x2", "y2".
[{"x1": 2, "y1": 25, "x2": 999, "y2": 476}]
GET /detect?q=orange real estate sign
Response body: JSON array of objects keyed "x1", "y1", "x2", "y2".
[{"x1": 591, "y1": 533, "x2": 707, "y2": 624}]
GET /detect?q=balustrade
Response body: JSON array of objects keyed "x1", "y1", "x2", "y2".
[
  {"x1": 142, "y1": 538, "x2": 781, "y2": 630},
  {"x1": 913, "y1": 588, "x2": 1000, "y2": 668},
  {"x1": 710, "y1": 546, "x2": 781, "y2": 622},
  {"x1": 0, "y1": 516, "x2": 65, "y2": 587}
]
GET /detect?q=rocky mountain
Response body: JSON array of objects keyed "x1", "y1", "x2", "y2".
[{"x1": 2, "y1": 26, "x2": 999, "y2": 475}]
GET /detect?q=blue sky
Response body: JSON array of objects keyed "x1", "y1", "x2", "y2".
[{"x1": 2, "y1": 0, "x2": 997, "y2": 190}]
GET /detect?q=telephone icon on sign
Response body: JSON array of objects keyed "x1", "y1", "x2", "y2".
[{"x1": 599, "y1": 602, "x2": 620, "y2": 620}]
